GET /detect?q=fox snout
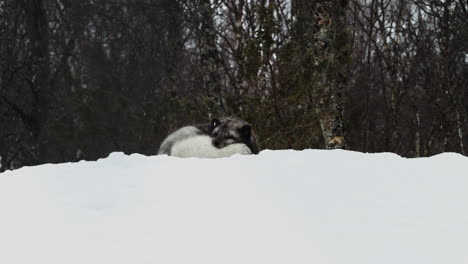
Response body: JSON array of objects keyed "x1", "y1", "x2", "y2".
[{"x1": 212, "y1": 139, "x2": 224, "y2": 148}]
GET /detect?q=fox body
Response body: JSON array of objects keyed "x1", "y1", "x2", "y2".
[
  {"x1": 157, "y1": 126, "x2": 201, "y2": 156},
  {"x1": 170, "y1": 135, "x2": 251, "y2": 158},
  {"x1": 158, "y1": 117, "x2": 259, "y2": 158}
]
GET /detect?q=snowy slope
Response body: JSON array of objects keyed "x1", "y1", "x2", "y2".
[{"x1": 0, "y1": 150, "x2": 467, "y2": 264}]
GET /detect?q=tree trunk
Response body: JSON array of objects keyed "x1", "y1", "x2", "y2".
[
  {"x1": 197, "y1": 0, "x2": 223, "y2": 115},
  {"x1": 22, "y1": 0, "x2": 51, "y2": 161},
  {"x1": 292, "y1": 0, "x2": 350, "y2": 149}
]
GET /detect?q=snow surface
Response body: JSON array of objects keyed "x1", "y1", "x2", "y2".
[{"x1": 0, "y1": 149, "x2": 467, "y2": 264}]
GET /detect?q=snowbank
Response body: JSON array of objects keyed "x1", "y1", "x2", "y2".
[{"x1": 0, "y1": 150, "x2": 467, "y2": 264}]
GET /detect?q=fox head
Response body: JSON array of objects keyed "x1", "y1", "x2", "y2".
[{"x1": 210, "y1": 117, "x2": 259, "y2": 154}]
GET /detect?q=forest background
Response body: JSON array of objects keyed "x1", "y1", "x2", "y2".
[{"x1": 0, "y1": 0, "x2": 466, "y2": 171}]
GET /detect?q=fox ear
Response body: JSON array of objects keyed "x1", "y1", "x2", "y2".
[
  {"x1": 211, "y1": 118, "x2": 220, "y2": 129},
  {"x1": 240, "y1": 124, "x2": 252, "y2": 136}
]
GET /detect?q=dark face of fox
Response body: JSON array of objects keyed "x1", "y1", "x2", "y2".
[{"x1": 210, "y1": 117, "x2": 259, "y2": 154}]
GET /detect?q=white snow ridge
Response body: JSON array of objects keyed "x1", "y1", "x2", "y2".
[{"x1": 0, "y1": 149, "x2": 467, "y2": 264}]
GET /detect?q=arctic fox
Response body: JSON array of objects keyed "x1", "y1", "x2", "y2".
[
  {"x1": 158, "y1": 117, "x2": 259, "y2": 158},
  {"x1": 170, "y1": 135, "x2": 252, "y2": 158}
]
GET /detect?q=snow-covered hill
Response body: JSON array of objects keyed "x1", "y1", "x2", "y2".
[{"x1": 1, "y1": 150, "x2": 467, "y2": 264}]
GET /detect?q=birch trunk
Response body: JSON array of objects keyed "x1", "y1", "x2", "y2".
[{"x1": 292, "y1": 0, "x2": 349, "y2": 149}]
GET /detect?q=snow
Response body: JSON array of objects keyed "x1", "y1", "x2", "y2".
[{"x1": 0, "y1": 149, "x2": 467, "y2": 264}]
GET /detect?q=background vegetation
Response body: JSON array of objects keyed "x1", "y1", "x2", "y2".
[{"x1": 0, "y1": 0, "x2": 467, "y2": 171}]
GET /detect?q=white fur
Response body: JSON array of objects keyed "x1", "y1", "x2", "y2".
[
  {"x1": 158, "y1": 126, "x2": 200, "y2": 155},
  {"x1": 170, "y1": 135, "x2": 252, "y2": 158}
]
